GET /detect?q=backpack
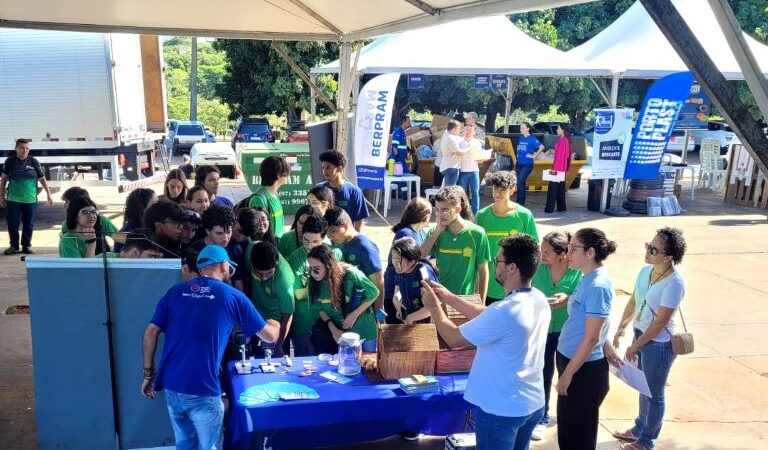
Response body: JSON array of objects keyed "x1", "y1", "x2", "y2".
[{"x1": 235, "y1": 189, "x2": 272, "y2": 217}]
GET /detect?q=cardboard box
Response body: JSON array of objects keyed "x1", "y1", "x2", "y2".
[
  {"x1": 408, "y1": 130, "x2": 433, "y2": 149},
  {"x1": 405, "y1": 126, "x2": 422, "y2": 136},
  {"x1": 445, "y1": 433, "x2": 476, "y2": 450}
]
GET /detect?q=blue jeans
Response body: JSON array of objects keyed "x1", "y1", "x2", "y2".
[
  {"x1": 458, "y1": 171, "x2": 480, "y2": 215},
  {"x1": 475, "y1": 406, "x2": 543, "y2": 450},
  {"x1": 164, "y1": 389, "x2": 224, "y2": 450},
  {"x1": 6, "y1": 200, "x2": 37, "y2": 249},
  {"x1": 631, "y1": 329, "x2": 676, "y2": 449},
  {"x1": 515, "y1": 165, "x2": 533, "y2": 205},
  {"x1": 442, "y1": 168, "x2": 460, "y2": 186}
]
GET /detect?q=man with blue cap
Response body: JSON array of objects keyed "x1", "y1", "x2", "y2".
[{"x1": 141, "y1": 245, "x2": 279, "y2": 450}]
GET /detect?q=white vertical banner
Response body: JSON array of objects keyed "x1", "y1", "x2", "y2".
[
  {"x1": 353, "y1": 73, "x2": 401, "y2": 189},
  {"x1": 590, "y1": 108, "x2": 635, "y2": 179}
]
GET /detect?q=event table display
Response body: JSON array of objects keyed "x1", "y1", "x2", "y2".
[{"x1": 224, "y1": 357, "x2": 471, "y2": 449}]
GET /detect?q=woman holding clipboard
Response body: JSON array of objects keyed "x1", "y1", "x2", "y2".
[{"x1": 544, "y1": 124, "x2": 573, "y2": 213}]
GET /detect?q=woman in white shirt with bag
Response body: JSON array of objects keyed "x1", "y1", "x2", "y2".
[{"x1": 611, "y1": 227, "x2": 688, "y2": 450}]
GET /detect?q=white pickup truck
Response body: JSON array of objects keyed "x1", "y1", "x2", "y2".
[{"x1": 690, "y1": 121, "x2": 736, "y2": 154}]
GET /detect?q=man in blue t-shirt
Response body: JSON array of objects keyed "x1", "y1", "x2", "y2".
[
  {"x1": 317, "y1": 150, "x2": 369, "y2": 231},
  {"x1": 141, "y1": 245, "x2": 279, "y2": 450},
  {"x1": 515, "y1": 122, "x2": 545, "y2": 206},
  {"x1": 325, "y1": 206, "x2": 384, "y2": 312},
  {"x1": 391, "y1": 116, "x2": 410, "y2": 165}
]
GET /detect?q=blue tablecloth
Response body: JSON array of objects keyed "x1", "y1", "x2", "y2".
[{"x1": 224, "y1": 357, "x2": 471, "y2": 449}]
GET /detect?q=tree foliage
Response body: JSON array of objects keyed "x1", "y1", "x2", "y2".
[
  {"x1": 212, "y1": 40, "x2": 338, "y2": 123},
  {"x1": 163, "y1": 37, "x2": 231, "y2": 132}
]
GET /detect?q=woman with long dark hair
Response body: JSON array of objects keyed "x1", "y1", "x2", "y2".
[
  {"x1": 278, "y1": 204, "x2": 320, "y2": 258},
  {"x1": 161, "y1": 169, "x2": 188, "y2": 204},
  {"x1": 383, "y1": 197, "x2": 432, "y2": 323},
  {"x1": 544, "y1": 124, "x2": 573, "y2": 213},
  {"x1": 307, "y1": 244, "x2": 379, "y2": 353},
  {"x1": 121, "y1": 188, "x2": 157, "y2": 233},
  {"x1": 555, "y1": 228, "x2": 617, "y2": 450},
  {"x1": 59, "y1": 196, "x2": 109, "y2": 257},
  {"x1": 611, "y1": 228, "x2": 687, "y2": 450},
  {"x1": 390, "y1": 237, "x2": 438, "y2": 324},
  {"x1": 306, "y1": 185, "x2": 335, "y2": 216}
]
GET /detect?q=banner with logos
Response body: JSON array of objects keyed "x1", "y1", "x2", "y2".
[
  {"x1": 354, "y1": 72, "x2": 401, "y2": 189},
  {"x1": 624, "y1": 72, "x2": 694, "y2": 179},
  {"x1": 676, "y1": 81, "x2": 711, "y2": 129},
  {"x1": 590, "y1": 108, "x2": 635, "y2": 179}
]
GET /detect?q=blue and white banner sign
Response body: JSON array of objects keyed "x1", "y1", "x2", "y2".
[
  {"x1": 590, "y1": 108, "x2": 634, "y2": 179},
  {"x1": 407, "y1": 74, "x2": 424, "y2": 90},
  {"x1": 473, "y1": 75, "x2": 490, "y2": 90},
  {"x1": 491, "y1": 75, "x2": 508, "y2": 90},
  {"x1": 624, "y1": 72, "x2": 694, "y2": 180},
  {"x1": 676, "y1": 81, "x2": 711, "y2": 129},
  {"x1": 354, "y1": 72, "x2": 401, "y2": 189}
]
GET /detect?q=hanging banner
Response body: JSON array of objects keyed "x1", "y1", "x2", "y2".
[
  {"x1": 590, "y1": 108, "x2": 635, "y2": 179},
  {"x1": 491, "y1": 75, "x2": 508, "y2": 90},
  {"x1": 676, "y1": 81, "x2": 711, "y2": 129},
  {"x1": 473, "y1": 75, "x2": 490, "y2": 90},
  {"x1": 407, "y1": 74, "x2": 424, "y2": 90},
  {"x1": 354, "y1": 72, "x2": 401, "y2": 189},
  {"x1": 624, "y1": 72, "x2": 694, "y2": 180}
]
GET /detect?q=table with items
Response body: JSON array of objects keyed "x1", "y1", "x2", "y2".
[{"x1": 223, "y1": 356, "x2": 471, "y2": 449}]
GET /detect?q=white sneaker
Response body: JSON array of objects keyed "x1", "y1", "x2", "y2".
[{"x1": 530, "y1": 423, "x2": 547, "y2": 441}]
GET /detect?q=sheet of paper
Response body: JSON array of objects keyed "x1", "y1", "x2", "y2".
[
  {"x1": 319, "y1": 371, "x2": 353, "y2": 385},
  {"x1": 471, "y1": 148, "x2": 493, "y2": 161},
  {"x1": 610, "y1": 361, "x2": 652, "y2": 398},
  {"x1": 542, "y1": 169, "x2": 565, "y2": 182}
]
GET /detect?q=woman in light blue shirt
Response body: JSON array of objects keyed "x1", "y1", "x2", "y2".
[{"x1": 555, "y1": 227, "x2": 617, "y2": 450}]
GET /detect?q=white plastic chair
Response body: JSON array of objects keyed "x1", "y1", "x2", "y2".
[{"x1": 698, "y1": 138, "x2": 727, "y2": 191}]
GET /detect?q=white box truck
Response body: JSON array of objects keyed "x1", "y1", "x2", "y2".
[{"x1": 0, "y1": 28, "x2": 167, "y2": 184}]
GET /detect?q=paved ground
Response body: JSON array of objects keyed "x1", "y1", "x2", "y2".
[{"x1": 1, "y1": 171, "x2": 767, "y2": 450}]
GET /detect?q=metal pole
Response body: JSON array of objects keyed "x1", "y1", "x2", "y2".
[
  {"x1": 503, "y1": 75, "x2": 512, "y2": 133},
  {"x1": 189, "y1": 37, "x2": 198, "y2": 121},
  {"x1": 336, "y1": 42, "x2": 352, "y2": 154},
  {"x1": 310, "y1": 73, "x2": 317, "y2": 121},
  {"x1": 599, "y1": 74, "x2": 621, "y2": 213}
]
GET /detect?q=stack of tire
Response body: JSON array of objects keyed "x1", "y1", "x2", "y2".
[{"x1": 622, "y1": 176, "x2": 666, "y2": 215}]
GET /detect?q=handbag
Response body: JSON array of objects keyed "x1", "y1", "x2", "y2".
[{"x1": 649, "y1": 305, "x2": 694, "y2": 355}]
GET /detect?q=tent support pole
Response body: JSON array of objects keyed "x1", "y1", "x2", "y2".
[
  {"x1": 639, "y1": 0, "x2": 768, "y2": 175},
  {"x1": 589, "y1": 77, "x2": 611, "y2": 106},
  {"x1": 707, "y1": 0, "x2": 768, "y2": 123},
  {"x1": 310, "y1": 73, "x2": 317, "y2": 121},
  {"x1": 271, "y1": 42, "x2": 337, "y2": 113},
  {"x1": 336, "y1": 42, "x2": 353, "y2": 154},
  {"x1": 599, "y1": 73, "x2": 621, "y2": 213},
  {"x1": 503, "y1": 75, "x2": 513, "y2": 133}
]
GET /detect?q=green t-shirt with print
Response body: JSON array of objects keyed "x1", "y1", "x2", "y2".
[
  {"x1": 428, "y1": 223, "x2": 491, "y2": 296},
  {"x1": 310, "y1": 266, "x2": 379, "y2": 341},
  {"x1": 476, "y1": 204, "x2": 539, "y2": 299},
  {"x1": 278, "y1": 230, "x2": 299, "y2": 259},
  {"x1": 3, "y1": 156, "x2": 43, "y2": 204},
  {"x1": 532, "y1": 264, "x2": 582, "y2": 333},
  {"x1": 59, "y1": 231, "x2": 90, "y2": 257},
  {"x1": 245, "y1": 249, "x2": 295, "y2": 321},
  {"x1": 287, "y1": 245, "x2": 342, "y2": 334},
  {"x1": 248, "y1": 187, "x2": 285, "y2": 238},
  {"x1": 61, "y1": 216, "x2": 119, "y2": 235}
]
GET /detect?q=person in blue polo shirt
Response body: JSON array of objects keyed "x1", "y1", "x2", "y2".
[
  {"x1": 316, "y1": 150, "x2": 369, "y2": 231},
  {"x1": 141, "y1": 245, "x2": 279, "y2": 450},
  {"x1": 515, "y1": 122, "x2": 545, "y2": 206}
]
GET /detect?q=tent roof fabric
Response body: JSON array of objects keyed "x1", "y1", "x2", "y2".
[
  {"x1": 312, "y1": 16, "x2": 610, "y2": 76},
  {"x1": 566, "y1": 0, "x2": 768, "y2": 80},
  {"x1": 0, "y1": 0, "x2": 597, "y2": 41}
]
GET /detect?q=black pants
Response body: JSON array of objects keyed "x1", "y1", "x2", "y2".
[
  {"x1": 6, "y1": 200, "x2": 37, "y2": 249},
  {"x1": 541, "y1": 332, "x2": 560, "y2": 423},
  {"x1": 556, "y1": 352, "x2": 609, "y2": 450},
  {"x1": 544, "y1": 181, "x2": 567, "y2": 212}
]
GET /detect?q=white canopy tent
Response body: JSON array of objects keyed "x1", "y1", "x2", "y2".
[
  {"x1": 313, "y1": 16, "x2": 608, "y2": 77},
  {"x1": 567, "y1": 0, "x2": 768, "y2": 81}
]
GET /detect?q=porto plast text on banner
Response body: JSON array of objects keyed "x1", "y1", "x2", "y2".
[
  {"x1": 624, "y1": 71, "x2": 694, "y2": 180},
  {"x1": 354, "y1": 73, "x2": 401, "y2": 189}
]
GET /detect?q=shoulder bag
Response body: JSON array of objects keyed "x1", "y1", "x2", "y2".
[{"x1": 649, "y1": 305, "x2": 694, "y2": 355}]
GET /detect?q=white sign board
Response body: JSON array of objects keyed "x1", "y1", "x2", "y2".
[{"x1": 590, "y1": 108, "x2": 634, "y2": 180}]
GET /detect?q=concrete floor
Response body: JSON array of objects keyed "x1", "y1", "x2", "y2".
[{"x1": 0, "y1": 172, "x2": 766, "y2": 450}]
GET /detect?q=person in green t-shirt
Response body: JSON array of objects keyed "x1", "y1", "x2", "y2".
[
  {"x1": 286, "y1": 213, "x2": 341, "y2": 356},
  {"x1": 477, "y1": 171, "x2": 539, "y2": 305},
  {"x1": 59, "y1": 186, "x2": 119, "y2": 239},
  {"x1": 530, "y1": 230, "x2": 582, "y2": 437},
  {"x1": 245, "y1": 240, "x2": 294, "y2": 357},
  {"x1": 247, "y1": 156, "x2": 289, "y2": 238},
  {"x1": 278, "y1": 204, "x2": 319, "y2": 258},
  {"x1": 59, "y1": 196, "x2": 108, "y2": 258},
  {"x1": 421, "y1": 186, "x2": 490, "y2": 302},
  {"x1": 307, "y1": 244, "x2": 379, "y2": 353},
  {"x1": 0, "y1": 139, "x2": 53, "y2": 255}
]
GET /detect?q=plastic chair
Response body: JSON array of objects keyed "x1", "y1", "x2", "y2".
[{"x1": 698, "y1": 138, "x2": 727, "y2": 191}]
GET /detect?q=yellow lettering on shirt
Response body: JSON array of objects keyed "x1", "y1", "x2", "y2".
[
  {"x1": 486, "y1": 230, "x2": 519, "y2": 237},
  {"x1": 462, "y1": 247, "x2": 473, "y2": 257},
  {"x1": 439, "y1": 248, "x2": 463, "y2": 255}
]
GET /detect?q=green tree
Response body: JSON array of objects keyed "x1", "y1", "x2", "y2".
[{"x1": 213, "y1": 40, "x2": 338, "y2": 123}]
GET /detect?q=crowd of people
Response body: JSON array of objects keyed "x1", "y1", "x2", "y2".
[{"x1": 3, "y1": 135, "x2": 688, "y2": 450}]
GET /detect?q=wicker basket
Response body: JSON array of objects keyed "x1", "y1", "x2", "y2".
[
  {"x1": 435, "y1": 295, "x2": 480, "y2": 374},
  {"x1": 377, "y1": 324, "x2": 439, "y2": 381}
]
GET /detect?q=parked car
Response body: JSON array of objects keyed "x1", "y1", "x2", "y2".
[
  {"x1": 171, "y1": 121, "x2": 208, "y2": 155},
  {"x1": 232, "y1": 117, "x2": 275, "y2": 148},
  {"x1": 494, "y1": 124, "x2": 522, "y2": 134},
  {"x1": 690, "y1": 121, "x2": 736, "y2": 154},
  {"x1": 664, "y1": 129, "x2": 696, "y2": 153},
  {"x1": 190, "y1": 142, "x2": 237, "y2": 178},
  {"x1": 285, "y1": 121, "x2": 309, "y2": 143}
]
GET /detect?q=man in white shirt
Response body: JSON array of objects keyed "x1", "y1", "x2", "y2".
[
  {"x1": 421, "y1": 234, "x2": 550, "y2": 449},
  {"x1": 465, "y1": 112, "x2": 486, "y2": 141},
  {"x1": 457, "y1": 125, "x2": 483, "y2": 215},
  {"x1": 438, "y1": 122, "x2": 463, "y2": 186}
]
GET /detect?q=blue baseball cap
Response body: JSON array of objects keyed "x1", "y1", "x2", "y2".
[{"x1": 197, "y1": 245, "x2": 237, "y2": 269}]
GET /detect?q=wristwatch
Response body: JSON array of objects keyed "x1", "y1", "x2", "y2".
[{"x1": 143, "y1": 367, "x2": 156, "y2": 380}]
